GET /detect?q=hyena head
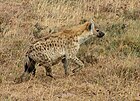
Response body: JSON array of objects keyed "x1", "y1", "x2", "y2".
[
  {"x1": 90, "y1": 19, "x2": 105, "y2": 38},
  {"x1": 78, "y1": 19, "x2": 105, "y2": 43},
  {"x1": 87, "y1": 19, "x2": 105, "y2": 38}
]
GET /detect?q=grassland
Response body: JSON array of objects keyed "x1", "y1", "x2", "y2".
[{"x1": 0, "y1": 0, "x2": 140, "y2": 101}]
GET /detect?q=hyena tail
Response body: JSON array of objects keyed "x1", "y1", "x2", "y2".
[
  {"x1": 20, "y1": 56, "x2": 36, "y2": 82},
  {"x1": 24, "y1": 56, "x2": 36, "y2": 75}
]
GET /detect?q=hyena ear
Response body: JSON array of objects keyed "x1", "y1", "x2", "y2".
[{"x1": 88, "y1": 18, "x2": 95, "y2": 32}]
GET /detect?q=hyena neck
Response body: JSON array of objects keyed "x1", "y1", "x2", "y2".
[
  {"x1": 77, "y1": 34, "x2": 92, "y2": 45},
  {"x1": 59, "y1": 22, "x2": 92, "y2": 45}
]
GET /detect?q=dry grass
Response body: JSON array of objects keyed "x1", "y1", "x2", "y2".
[{"x1": 0, "y1": 0, "x2": 140, "y2": 101}]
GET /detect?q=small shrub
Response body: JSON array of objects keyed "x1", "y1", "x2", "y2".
[
  {"x1": 106, "y1": 23, "x2": 127, "y2": 36},
  {"x1": 116, "y1": 66, "x2": 140, "y2": 81},
  {"x1": 123, "y1": 10, "x2": 140, "y2": 20}
]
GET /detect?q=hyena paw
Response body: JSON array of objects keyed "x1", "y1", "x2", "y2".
[{"x1": 14, "y1": 77, "x2": 23, "y2": 84}]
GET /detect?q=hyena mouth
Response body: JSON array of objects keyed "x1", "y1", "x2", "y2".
[{"x1": 97, "y1": 31, "x2": 105, "y2": 38}]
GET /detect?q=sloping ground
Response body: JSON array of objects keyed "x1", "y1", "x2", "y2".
[
  {"x1": 0, "y1": 57, "x2": 139, "y2": 101},
  {"x1": 0, "y1": 54, "x2": 139, "y2": 101},
  {"x1": 0, "y1": 0, "x2": 140, "y2": 101}
]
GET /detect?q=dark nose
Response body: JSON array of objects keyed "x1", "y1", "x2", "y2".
[{"x1": 97, "y1": 31, "x2": 105, "y2": 38}]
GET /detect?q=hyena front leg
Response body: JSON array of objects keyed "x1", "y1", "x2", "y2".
[
  {"x1": 62, "y1": 57, "x2": 69, "y2": 75},
  {"x1": 71, "y1": 56, "x2": 84, "y2": 73}
]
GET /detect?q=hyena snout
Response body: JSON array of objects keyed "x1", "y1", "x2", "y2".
[{"x1": 96, "y1": 30, "x2": 105, "y2": 38}]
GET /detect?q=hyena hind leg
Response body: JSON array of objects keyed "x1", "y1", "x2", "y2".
[
  {"x1": 32, "y1": 68, "x2": 36, "y2": 76},
  {"x1": 62, "y1": 57, "x2": 69, "y2": 76},
  {"x1": 45, "y1": 66, "x2": 53, "y2": 78},
  {"x1": 40, "y1": 62, "x2": 53, "y2": 78}
]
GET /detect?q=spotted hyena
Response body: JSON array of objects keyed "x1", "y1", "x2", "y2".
[{"x1": 20, "y1": 19, "x2": 105, "y2": 81}]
